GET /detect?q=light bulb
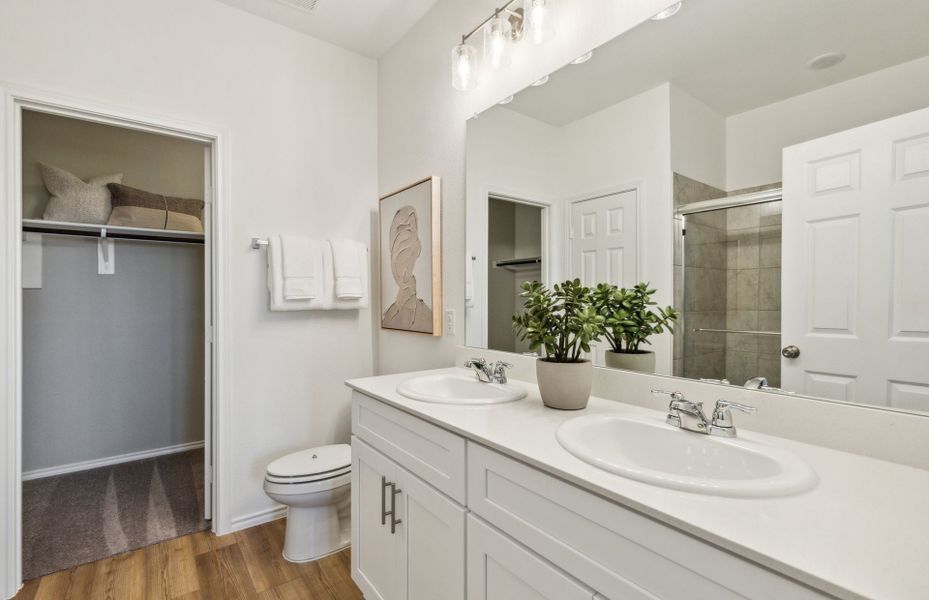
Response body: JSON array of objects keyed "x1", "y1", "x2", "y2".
[
  {"x1": 525, "y1": 0, "x2": 554, "y2": 45},
  {"x1": 451, "y1": 42, "x2": 478, "y2": 91},
  {"x1": 651, "y1": 1, "x2": 682, "y2": 21},
  {"x1": 485, "y1": 13, "x2": 512, "y2": 70}
]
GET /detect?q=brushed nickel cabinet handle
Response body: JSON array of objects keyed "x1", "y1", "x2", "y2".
[
  {"x1": 380, "y1": 476, "x2": 390, "y2": 525},
  {"x1": 389, "y1": 483, "x2": 402, "y2": 534}
]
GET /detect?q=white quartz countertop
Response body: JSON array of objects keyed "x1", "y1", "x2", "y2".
[{"x1": 346, "y1": 367, "x2": 929, "y2": 600}]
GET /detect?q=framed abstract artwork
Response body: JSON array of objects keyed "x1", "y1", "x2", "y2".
[{"x1": 379, "y1": 176, "x2": 442, "y2": 335}]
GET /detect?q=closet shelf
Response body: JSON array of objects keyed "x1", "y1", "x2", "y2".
[
  {"x1": 22, "y1": 219, "x2": 204, "y2": 245},
  {"x1": 493, "y1": 256, "x2": 542, "y2": 272}
]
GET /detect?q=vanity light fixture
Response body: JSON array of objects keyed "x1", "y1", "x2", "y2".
[
  {"x1": 571, "y1": 51, "x2": 593, "y2": 65},
  {"x1": 531, "y1": 75, "x2": 549, "y2": 86},
  {"x1": 525, "y1": 0, "x2": 555, "y2": 45},
  {"x1": 485, "y1": 10, "x2": 514, "y2": 69},
  {"x1": 452, "y1": 39, "x2": 479, "y2": 91},
  {"x1": 650, "y1": 1, "x2": 682, "y2": 20},
  {"x1": 498, "y1": 95, "x2": 515, "y2": 105},
  {"x1": 451, "y1": 0, "x2": 558, "y2": 91}
]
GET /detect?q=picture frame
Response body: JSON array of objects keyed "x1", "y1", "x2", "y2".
[{"x1": 379, "y1": 176, "x2": 442, "y2": 335}]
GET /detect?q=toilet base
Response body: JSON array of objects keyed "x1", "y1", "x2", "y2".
[{"x1": 281, "y1": 503, "x2": 351, "y2": 563}]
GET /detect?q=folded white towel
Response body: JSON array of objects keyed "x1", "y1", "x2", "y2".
[
  {"x1": 267, "y1": 236, "x2": 326, "y2": 311},
  {"x1": 330, "y1": 239, "x2": 364, "y2": 299},
  {"x1": 281, "y1": 235, "x2": 317, "y2": 300}
]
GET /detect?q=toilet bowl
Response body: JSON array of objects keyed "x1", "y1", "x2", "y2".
[{"x1": 263, "y1": 444, "x2": 351, "y2": 563}]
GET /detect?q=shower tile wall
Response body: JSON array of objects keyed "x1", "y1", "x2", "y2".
[
  {"x1": 674, "y1": 175, "x2": 783, "y2": 386},
  {"x1": 724, "y1": 201, "x2": 782, "y2": 387},
  {"x1": 673, "y1": 174, "x2": 727, "y2": 379}
]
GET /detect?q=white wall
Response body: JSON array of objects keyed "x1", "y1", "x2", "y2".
[
  {"x1": 670, "y1": 86, "x2": 727, "y2": 191},
  {"x1": 726, "y1": 55, "x2": 929, "y2": 190},
  {"x1": 561, "y1": 85, "x2": 674, "y2": 373},
  {"x1": 0, "y1": 0, "x2": 377, "y2": 548},
  {"x1": 377, "y1": 0, "x2": 679, "y2": 375}
]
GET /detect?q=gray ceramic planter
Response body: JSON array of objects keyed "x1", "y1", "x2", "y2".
[
  {"x1": 536, "y1": 358, "x2": 592, "y2": 410},
  {"x1": 604, "y1": 349, "x2": 656, "y2": 373}
]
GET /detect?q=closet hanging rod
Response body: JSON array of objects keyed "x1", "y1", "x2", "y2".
[{"x1": 22, "y1": 219, "x2": 204, "y2": 245}]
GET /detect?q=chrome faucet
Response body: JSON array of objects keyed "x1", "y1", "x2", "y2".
[
  {"x1": 652, "y1": 390, "x2": 756, "y2": 438},
  {"x1": 464, "y1": 358, "x2": 513, "y2": 384},
  {"x1": 744, "y1": 376, "x2": 768, "y2": 389}
]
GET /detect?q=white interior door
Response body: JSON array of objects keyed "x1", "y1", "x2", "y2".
[
  {"x1": 202, "y1": 146, "x2": 213, "y2": 521},
  {"x1": 781, "y1": 107, "x2": 929, "y2": 410},
  {"x1": 569, "y1": 189, "x2": 638, "y2": 366}
]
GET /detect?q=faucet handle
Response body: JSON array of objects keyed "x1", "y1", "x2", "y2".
[
  {"x1": 491, "y1": 361, "x2": 513, "y2": 383},
  {"x1": 464, "y1": 358, "x2": 487, "y2": 368},
  {"x1": 716, "y1": 399, "x2": 756, "y2": 414},
  {"x1": 651, "y1": 389, "x2": 685, "y2": 402},
  {"x1": 711, "y1": 399, "x2": 756, "y2": 430}
]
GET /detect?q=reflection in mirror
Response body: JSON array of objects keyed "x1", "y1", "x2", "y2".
[{"x1": 464, "y1": 0, "x2": 929, "y2": 414}]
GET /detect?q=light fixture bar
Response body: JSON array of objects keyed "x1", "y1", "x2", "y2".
[{"x1": 460, "y1": 0, "x2": 521, "y2": 43}]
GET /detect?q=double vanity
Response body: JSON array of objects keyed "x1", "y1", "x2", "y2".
[{"x1": 347, "y1": 367, "x2": 929, "y2": 600}]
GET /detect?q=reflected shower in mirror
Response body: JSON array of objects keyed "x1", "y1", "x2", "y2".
[{"x1": 464, "y1": 0, "x2": 929, "y2": 414}]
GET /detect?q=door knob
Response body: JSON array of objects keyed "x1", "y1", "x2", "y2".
[{"x1": 781, "y1": 345, "x2": 800, "y2": 359}]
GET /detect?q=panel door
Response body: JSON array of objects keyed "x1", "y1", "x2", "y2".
[
  {"x1": 396, "y1": 462, "x2": 466, "y2": 600},
  {"x1": 569, "y1": 189, "x2": 638, "y2": 366},
  {"x1": 467, "y1": 515, "x2": 595, "y2": 600},
  {"x1": 781, "y1": 106, "x2": 929, "y2": 409},
  {"x1": 352, "y1": 437, "x2": 402, "y2": 600}
]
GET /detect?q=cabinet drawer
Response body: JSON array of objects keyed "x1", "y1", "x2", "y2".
[
  {"x1": 468, "y1": 515, "x2": 595, "y2": 600},
  {"x1": 352, "y1": 391, "x2": 466, "y2": 503},
  {"x1": 468, "y1": 442, "x2": 829, "y2": 600}
]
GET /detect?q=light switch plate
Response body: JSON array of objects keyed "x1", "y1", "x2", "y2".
[{"x1": 444, "y1": 309, "x2": 456, "y2": 336}]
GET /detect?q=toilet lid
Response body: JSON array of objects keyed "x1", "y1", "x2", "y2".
[{"x1": 267, "y1": 444, "x2": 351, "y2": 478}]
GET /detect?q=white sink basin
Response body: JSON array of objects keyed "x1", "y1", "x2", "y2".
[
  {"x1": 556, "y1": 414, "x2": 817, "y2": 497},
  {"x1": 397, "y1": 373, "x2": 527, "y2": 405}
]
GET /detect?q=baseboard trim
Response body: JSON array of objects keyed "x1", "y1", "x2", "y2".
[
  {"x1": 228, "y1": 505, "x2": 287, "y2": 533},
  {"x1": 22, "y1": 440, "x2": 205, "y2": 481}
]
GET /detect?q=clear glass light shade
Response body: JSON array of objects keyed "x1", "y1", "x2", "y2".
[
  {"x1": 525, "y1": 0, "x2": 555, "y2": 44},
  {"x1": 484, "y1": 15, "x2": 512, "y2": 69},
  {"x1": 451, "y1": 43, "x2": 478, "y2": 91}
]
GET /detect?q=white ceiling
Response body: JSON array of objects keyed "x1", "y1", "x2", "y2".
[
  {"x1": 506, "y1": 0, "x2": 929, "y2": 126},
  {"x1": 215, "y1": 0, "x2": 439, "y2": 58}
]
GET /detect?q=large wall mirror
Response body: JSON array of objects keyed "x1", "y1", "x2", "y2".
[{"x1": 465, "y1": 0, "x2": 929, "y2": 415}]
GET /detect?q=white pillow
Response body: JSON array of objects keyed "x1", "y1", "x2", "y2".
[{"x1": 39, "y1": 163, "x2": 123, "y2": 224}]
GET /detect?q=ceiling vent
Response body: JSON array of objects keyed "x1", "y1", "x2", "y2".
[{"x1": 274, "y1": 0, "x2": 321, "y2": 13}]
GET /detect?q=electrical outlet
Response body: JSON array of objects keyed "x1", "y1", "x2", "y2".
[{"x1": 444, "y1": 309, "x2": 456, "y2": 336}]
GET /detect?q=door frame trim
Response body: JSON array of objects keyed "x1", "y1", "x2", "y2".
[
  {"x1": 475, "y1": 183, "x2": 557, "y2": 350},
  {"x1": 0, "y1": 83, "x2": 232, "y2": 598}
]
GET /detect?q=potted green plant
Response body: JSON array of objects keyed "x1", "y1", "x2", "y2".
[
  {"x1": 592, "y1": 282, "x2": 679, "y2": 373},
  {"x1": 512, "y1": 279, "x2": 604, "y2": 410}
]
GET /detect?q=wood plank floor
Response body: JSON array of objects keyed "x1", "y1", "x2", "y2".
[{"x1": 13, "y1": 519, "x2": 364, "y2": 600}]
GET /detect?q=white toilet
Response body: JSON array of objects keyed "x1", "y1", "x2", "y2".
[{"x1": 263, "y1": 444, "x2": 351, "y2": 563}]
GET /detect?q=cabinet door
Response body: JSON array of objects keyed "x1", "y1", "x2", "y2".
[
  {"x1": 352, "y1": 437, "x2": 402, "y2": 600},
  {"x1": 467, "y1": 515, "x2": 595, "y2": 600},
  {"x1": 396, "y1": 464, "x2": 467, "y2": 600}
]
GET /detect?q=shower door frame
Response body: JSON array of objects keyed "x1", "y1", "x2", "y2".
[
  {"x1": 0, "y1": 84, "x2": 232, "y2": 598},
  {"x1": 675, "y1": 188, "x2": 783, "y2": 383}
]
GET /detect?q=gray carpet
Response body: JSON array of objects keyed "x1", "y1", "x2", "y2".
[{"x1": 22, "y1": 448, "x2": 209, "y2": 580}]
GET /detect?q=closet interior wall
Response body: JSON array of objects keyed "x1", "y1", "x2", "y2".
[{"x1": 21, "y1": 110, "x2": 206, "y2": 476}]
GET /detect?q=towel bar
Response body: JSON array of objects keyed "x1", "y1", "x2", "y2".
[{"x1": 251, "y1": 237, "x2": 269, "y2": 250}]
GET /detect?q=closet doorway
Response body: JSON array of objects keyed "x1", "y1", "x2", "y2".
[{"x1": 0, "y1": 89, "x2": 227, "y2": 592}]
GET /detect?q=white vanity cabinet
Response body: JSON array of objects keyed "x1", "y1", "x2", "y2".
[
  {"x1": 350, "y1": 390, "x2": 834, "y2": 600},
  {"x1": 351, "y1": 392, "x2": 467, "y2": 600}
]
